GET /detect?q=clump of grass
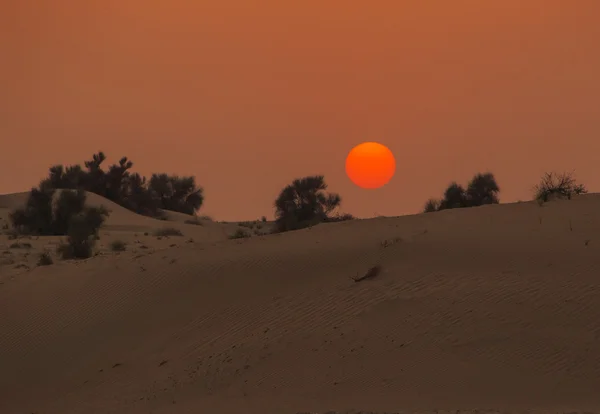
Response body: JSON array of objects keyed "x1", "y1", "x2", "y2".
[
  {"x1": 9, "y1": 242, "x2": 33, "y2": 249},
  {"x1": 229, "y1": 228, "x2": 250, "y2": 239},
  {"x1": 154, "y1": 227, "x2": 183, "y2": 237},
  {"x1": 184, "y1": 218, "x2": 202, "y2": 226},
  {"x1": 238, "y1": 221, "x2": 255, "y2": 229},
  {"x1": 37, "y1": 252, "x2": 53, "y2": 266},
  {"x1": 110, "y1": 240, "x2": 126, "y2": 252}
]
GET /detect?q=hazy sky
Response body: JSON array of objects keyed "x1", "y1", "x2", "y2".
[{"x1": 2, "y1": 1, "x2": 599, "y2": 220}]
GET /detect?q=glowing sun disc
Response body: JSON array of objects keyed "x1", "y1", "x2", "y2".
[{"x1": 345, "y1": 142, "x2": 396, "y2": 189}]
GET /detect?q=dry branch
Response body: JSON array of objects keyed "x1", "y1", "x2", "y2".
[{"x1": 352, "y1": 265, "x2": 382, "y2": 283}]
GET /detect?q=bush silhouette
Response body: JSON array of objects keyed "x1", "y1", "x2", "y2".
[
  {"x1": 9, "y1": 187, "x2": 55, "y2": 235},
  {"x1": 10, "y1": 189, "x2": 109, "y2": 259},
  {"x1": 424, "y1": 172, "x2": 500, "y2": 213},
  {"x1": 533, "y1": 171, "x2": 587, "y2": 202},
  {"x1": 274, "y1": 175, "x2": 345, "y2": 232},
  {"x1": 423, "y1": 198, "x2": 441, "y2": 213},
  {"x1": 149, "y1": 174, "x2": 204, "y2": 215},
  {"x1": 38, "y1": 152, "x2": 205, "y2": 218}
]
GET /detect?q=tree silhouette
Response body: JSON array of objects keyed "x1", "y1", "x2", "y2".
[
  {"x1": 149, "y1": 174, "x2": 204, "y2": 215},
  {"x1": 533, "y1": 171, "x2": 587, "y2": 202},
  {"x1": 105, "y1": 157, "x2": 133, "y2": 203},
  {"x1": 438, "y1": 182, "x2": 468, "y2": 210},
  {"x1": 83, "y1": 152, "x2": 107, "y2": 196},
  {"x1": 36, "y1": 152, "x2": 205, "y2": 217},
  {"x1": 424, "y1": 172, "x2": 501, "y2": 213},
  {"x1": 466, "y1": 172, "x2": 500, "y2": 206},
  {"x1": 274, "y1": 175, "x2": 341, "y2": 232},
  {"x1": 423, "y1": 198, "x2": 441, "y2": 213}
]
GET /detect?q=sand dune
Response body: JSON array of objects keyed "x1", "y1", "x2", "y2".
[{"x1": 1, "y1": 193, "x2": 600, "y2": 413}]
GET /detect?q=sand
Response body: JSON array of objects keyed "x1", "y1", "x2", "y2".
[{"x1": 1, "y1": 192, "x2": 599, "y2": 414}]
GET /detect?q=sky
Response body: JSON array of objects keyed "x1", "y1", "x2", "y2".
[{"x1": 1, "y1": 1, "x2": 599, "y2": 220}]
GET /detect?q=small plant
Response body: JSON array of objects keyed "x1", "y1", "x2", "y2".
[
  {"x1": 423, "y1": 198, "x2": 441, "y2": 213},
  {"x1": 260, "y1": 216, "x2": 267, "y2": 222},
  {"x1": 37, "y1": 252, "x2": 53, "y2": 266},
  {"x1": 533, "y1": 171, "x2": 587, "y2": 202},
  {"x1": 184, "y1": 218, "x2": 202, "y2": 226},
  {"x1": 229, "y1": 228, "x2": 250, "y2": 239},
  {"x1": 239, "y1": 221, "x2": 255, "y2": 229},
  {"x1": 56, "y1": 211, "x2": 107, "y2": 259},
  {"x1": 154, "y1": 227, "x2": 183, "y2": 237},
  {"x1": 9, "y1": 242, "x2": 32, "y2": 249},
  {"x1": 110, "y1": 240, "x2": 126, "y2": 252}
]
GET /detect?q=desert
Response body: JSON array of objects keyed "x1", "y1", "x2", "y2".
[{"x1": 1, "y1": 170, "x2": 600, "y2": 413}]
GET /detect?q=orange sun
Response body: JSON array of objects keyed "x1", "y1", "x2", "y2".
[{"x1": 345, "y1": 142, "x2": 396, "y2": 189}]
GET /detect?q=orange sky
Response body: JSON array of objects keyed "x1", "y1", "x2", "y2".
[{"x1": 2, "y1": 1, "x2": 599, "y2": 220}]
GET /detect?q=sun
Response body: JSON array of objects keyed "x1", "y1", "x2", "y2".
[{"x1": 345, "y1": 142, "x2": 396, "y2": 189}]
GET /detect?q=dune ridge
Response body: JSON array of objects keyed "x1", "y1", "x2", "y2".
[{"x1": 1, "y1": 193, "x2": 600, "y2": 413}]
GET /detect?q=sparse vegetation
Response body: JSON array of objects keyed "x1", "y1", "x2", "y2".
[
  {"x1": 153, "y1": 227, "x2": 183, "y2": 237},
  {"x1": 533, "y1": 171, "x2": 587, "y2": 203},
  {"x1": 110, "y1": 240, "x2": 127, "y2": 251},
  {"x1": 423, "y1": 172, "x2": 500, "y2": 213},
  {"x1": 273, "y1": 175, "x2": 352, "y2": 233},
  {"x1": 37, "y1": 252, "x2": 53, "y2": 266},
  {"x1": 37, "y1": 152, "x2": 204, "y2": 218},
  {"x1": 229, "y1": 228, "x2": 250, "y2": 239},
  {"x1": 9, "y1": 242, "x2": 32, "y2": 249},
  {"x1": 8, "y1": 188, "x2": 109, "y2": 260},
  {"x1": 184, "y1": 218, "x2": 202, "y2": 226}
]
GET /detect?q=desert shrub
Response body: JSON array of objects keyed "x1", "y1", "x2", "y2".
[
  {"x1": 260, "y1": 216, "x2": 267, "y2": 222},
  {"x1": 10, "y1": 188, "x2": 109, "y2": 260},
  {"x1": 37, "y1": 252, "x2": 53, "y2": 266},
  {"x1": 38, "y1": 152, "x2": 205, "y2": 218},
  {"x1": 9, "y1": 187, "x2": 55, "y2": 235},
  {"x1": 424, "y1": 172, "x2": 500, "y2": 213},
  {"x1": 323, "y1": 213, "x2": 355, "y2": 222},
  {"x1": 57, "y1": 212, "x2": 106, "y2": 259},
  {"x1": 110, "y1": 240, "x2": 126, "y2": 251},
  {"x1": 423, "y1": 198, "x2": 441, "y2": 213},
  {"x1": 274, "y1": 175, "x2": 342, "y2": 233},
  {"x1": 466, "y1": 172, "x2": 500, "y2": 206},
  {"x1": 9, "y1": 242, "x2": 32, "y2": 249},
  {"x1": 52, "y1": 189, "x2": 87, "y2": 235},
  {"x1": 154, "y1": 227, "x2": 183, "y2": 237},
  {"x1": 229, "y1": 228, "x2": 250, "y2": 239},
  {"x1": 149, "y1": 174, "x2": 204, "y2": 215},
  {"x1": 533, "y1": 171, "x2": 587, "y2": 202},
  {"x1": 438, "y1": 182, "x2": 469, "y2": 210},
  {"x1": 239, "y1": 221, "x2": 255, "y2": 228},
  {"x1": 184, "y1": 218, "x2": 202, "y2": 226}
]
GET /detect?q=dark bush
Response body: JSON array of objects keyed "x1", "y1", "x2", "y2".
[
  {"x1": 153, "y1": 227, "x2": 183, "y2": 237},
  {"x1": 9, "y1": 187, "x2": 55, "y2": 235},
  {"x1": 38, "y1": 152, "x2": 205, "y2": 218},
  {"x1": 423, "y1": 198, "x2": 441, "y2": 213},
  {"x1": 274, "y1": 175, "x2": 343, "y2": 233},
  {"x1": 37, "y1": 252, "x2": 53, "y2": 266},
  {"x1": 229, "y1": 228, "x2": 250, "y2": 239},
  {"x1": 149, "y1": 174, "x2": 204, "y2": 215},
  {"x1": 10, "y1": 189, "x2": 109, "y2": 259},
  {"x1": 110, "y1": 240, "x2": 126, "y2": 251},
  {"x1": 57, "y1": 209, "x2": 107, "y2": 259},
  {"x1": 533, "y1": 171, "x2": 587, "y2": 202},
  {"x1": 424, "y1": 172, "x2": 500, "y2": 213}
]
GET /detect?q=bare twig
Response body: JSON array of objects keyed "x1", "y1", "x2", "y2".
[{"x1": 352, "y1": 265, "x2": 382, "y2": 283}]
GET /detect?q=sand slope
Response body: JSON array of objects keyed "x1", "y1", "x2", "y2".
[
  {"x1": 0, "y1": 191, "x2": 272, "y2": 282},
  {"x1": 1, "y1": 194, "x2": 600, "y2": 413}
]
